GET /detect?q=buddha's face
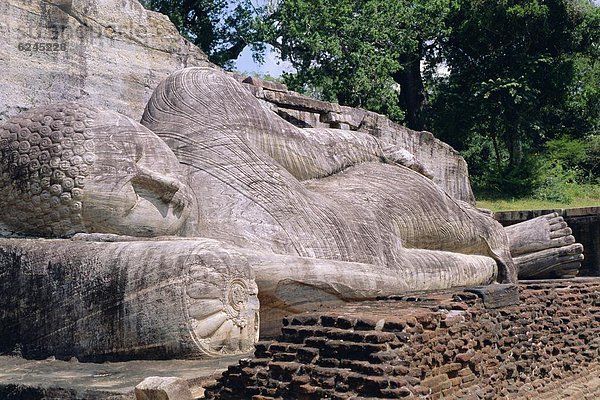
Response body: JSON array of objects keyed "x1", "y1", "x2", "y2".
[
  {"x1": 0, "y1": 103, "x2": 193, "y2": 237},
  {"x1": 81, "y1": 111, "x2": 194, "y2": 237}
]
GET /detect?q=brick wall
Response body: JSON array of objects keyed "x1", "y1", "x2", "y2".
[{"x1": 205, "y1": 279, "x2": 600, "y2": 399}]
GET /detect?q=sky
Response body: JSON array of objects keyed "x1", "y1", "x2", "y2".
[{"x1": 233, "y1": 44, "x2": 294, "y2": 78}]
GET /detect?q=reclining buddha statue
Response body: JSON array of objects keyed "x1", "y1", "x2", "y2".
[{"x1": 0, "y1": 67, "x2": 582, "y2": 360}]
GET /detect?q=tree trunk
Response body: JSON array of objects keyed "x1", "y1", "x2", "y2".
[
  {"x1": 507, "y1": 134, "x2": 523, "y2": 168},
  {"x1": 396, "y1": 49, "x2": 426, "y2": 131}
]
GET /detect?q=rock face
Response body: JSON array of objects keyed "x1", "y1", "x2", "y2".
[
  {"x1": 0, "y1": 69, "x2": 514, "y2": 349},
  {"x1": 0, "y1": 0, "x2": 473, "y2": 202},
  {"x1": 0, "y1": 0, "x2": 209, "y2": 122},
  {"x1": 142, "y1": 67, "x2": 515, "y2": 284},
  {"x1": 0, "y1": 0, "x2": 475, "y2": 203},
  {"x1": 0, "y1": 0, "x2": 584, "y2": 363},
  {"x1": 0, "y1": 65, "x2": 585, "y2": 358}
]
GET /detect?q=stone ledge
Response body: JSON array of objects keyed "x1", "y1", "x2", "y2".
[
  {"x1": 495, "y1": 207, "x2": 600, "y2": 223},
  {"x1": 0, "y1": 355, "x2": 246, "y2": 400},
  {"x1": 262, "y1": 89, "x2": 342, "y2": 113}
]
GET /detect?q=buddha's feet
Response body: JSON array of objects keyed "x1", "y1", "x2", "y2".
[{"x1": 504, "y1": 212, "x2": 584, "y2": 279}]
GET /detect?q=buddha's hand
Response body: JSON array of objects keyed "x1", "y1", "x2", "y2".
[{"x1": 132, "y1": 166, "x2": 193, "y2": 213}]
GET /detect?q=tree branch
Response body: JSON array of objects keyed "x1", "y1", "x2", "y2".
[{"x1": 212, "y1": 38, "x2": 248, "y2": 64}]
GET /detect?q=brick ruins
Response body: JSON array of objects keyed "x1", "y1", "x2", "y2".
[{"x1": 206, "y1": 279, "x2": 600, "y2": 399}]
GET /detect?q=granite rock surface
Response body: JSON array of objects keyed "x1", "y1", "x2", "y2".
[{"x1": 0, "y1": 0, "x2": 210, "y2": 122}]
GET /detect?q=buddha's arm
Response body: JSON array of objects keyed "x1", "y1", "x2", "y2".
[
  {"x1": 248, "y1": 125, "x2": 385, "y2": 181},
  {"x1": 252, "y1": 126, "x2": 433, "y2": 181},
  {"x1": 142, "y1": 67, "x2": 428, "y2": 183}
]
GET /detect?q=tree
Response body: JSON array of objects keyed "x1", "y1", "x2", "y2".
[
  {"x1": 139, "y1": 0, "x2": 270, "y2": 67},
  {"x1": 426, "y1": 0, "x2": 599, "y2": 196},
  {"x1": 266, "y1": 0, "x2": 457, "y2": 128}
]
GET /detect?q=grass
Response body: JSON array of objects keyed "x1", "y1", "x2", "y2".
[
  {"x1": 476, "y1": 184, "x2": 600, "y2": 212},
  {"x1": 476, "y1": 197, "x2": 599, "y2": 212}
]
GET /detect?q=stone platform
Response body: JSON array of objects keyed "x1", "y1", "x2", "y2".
[{"x1": 0, "y1": 354, "x2": 248, "y2": 399}]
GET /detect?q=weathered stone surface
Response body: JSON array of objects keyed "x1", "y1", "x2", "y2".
[
  {"x1": 276, "y1": 108, "x2": 326, "y2": 128},
  {"x1": 499, "y1": 212, "x2": 585, "y2": 279},
  {"x1": 242, "y1": 76, "x2": 288, "y2": 92},
  {"x1": 465, "y1": 284, "x2": 519, "y2": 308},
  {"x1": 143, "y1": 68, "x2": 513, "y2": 276},
  {"x1": 0, "y1": 103, "x2": 193, "y2": 237},
  {"x1": 244, "y1": 251, "x2": 498, "y2": 337},
  {"x1": 0, "y1": 0, "x2": 209, "y2": 122},
  {"x1": 0, "y1": 354, "x2": 243, "y2": 400},
  {"x1": 142, "y1": 66, "x2": 517, "y2": 306},
  {"x1": 1, "y1": 0, "x2": 478, "y2": 207},
  {"x1": 0, "y1": 67, "x2": 525, "y2": 356},
  {"x1": 0, "y1": 237, "x2": 259, "y2": 360},
  {"x1": 263, "y1": 89, "x2": 342, "y2": 113},
  {"x1": 516, "y1": 243, "x2": 584, "y2": 278},
  {"x1": 506, "y1": 212, "x2": 577, "y2": 257},
  {"x1": 240, "y1": 76, "x2": 475, "y2": 202},
  {"x1": 134, "y1": 377, "x2": 193, "y2": 400},
  {"x1": 374, "y1": 125, "x2": 476, "y2": 204}
]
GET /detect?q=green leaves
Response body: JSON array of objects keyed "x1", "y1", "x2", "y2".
[
  {"x1": 427, "y1": 0, "x2": 599, "y2": 196},
  {"x1": 267, "y1": 0, "x2": 456, "y2": 124}
]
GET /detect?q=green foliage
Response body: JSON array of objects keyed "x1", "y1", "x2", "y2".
[
  {"x1": 427, "y1": 0, "x2": 599, "y2": 195},
  {"x1": 533, "y1": 159, "x2": 580, "y2": 202},
  {"x1": 526, "y1": 135, "x2": 599, "y2": 203},
  {"x1": 565, "y1": 54, "x2": 600, "y2": 137},
  {"x1": 477, "y1": 189, "x2": 600, "y2": 211},
  {"x1": 544, "y1": 134, "x2": 599, "y2": 177},
  {"x1": 463, "y1": 135, "x2": 541, "y2": 198},
  {"x1": 267, "y1": 0, "x2": 458, "y2": 124}
]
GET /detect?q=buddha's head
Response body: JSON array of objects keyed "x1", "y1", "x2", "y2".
[{"x1": 0, "y1": 103, "x2": 194, "y2": 237}]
